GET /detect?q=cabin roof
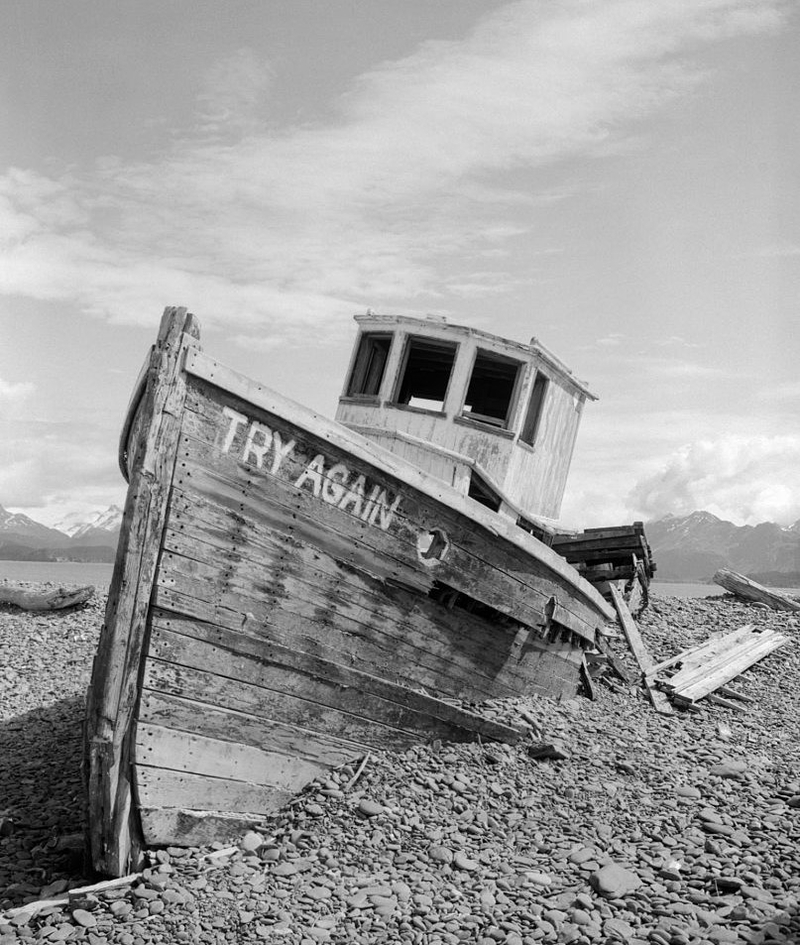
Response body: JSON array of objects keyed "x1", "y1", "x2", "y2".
[{"x1": 354, "y1": 311, "x2": 597, "y2": 400}]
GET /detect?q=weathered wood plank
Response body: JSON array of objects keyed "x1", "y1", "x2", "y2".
[
  {"x1": 713, "y1": 569, "x2": 800, "y2": 612},
  {"x1": 146, "y1": 624, "x2": 524, "y2": 745},
  {"x1": 134, "y1": 722, "x2": 326, "y2": 789},
  {"x1": 608, "y1": 584, "x2": 673, "y2": 715},
  {"x1": 156, "y1": 529, "x2": 536, "y2": 699},
  {"x1": 661, "y1": 625, "x2": 757, "y2": 687},
  {"x1": 136, "y1": 766, "x2": 293, "y2": 815},
  {"x1": 84, "y1": 306, "x2": 200, "y2": 877},
  {"x1": 0, "y1": 582, "x2": 94, "y2": 611},
  {"x1": 139, "y1": 808, "x2": 265, "y2": 848},
  {"x1": 138, "y1": 689, "x2": 361, "y2": 767}
]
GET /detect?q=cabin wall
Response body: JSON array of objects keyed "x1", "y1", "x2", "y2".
[{"x1": 503, "y1": 380, "x2": 584, "y2": 519}]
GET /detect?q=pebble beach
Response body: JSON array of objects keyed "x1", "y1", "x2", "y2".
[{"x1": 1, "y1": 588, "x2": 799, "y2": 945}]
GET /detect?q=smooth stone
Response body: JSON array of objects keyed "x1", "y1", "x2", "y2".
[
  {"x1": 358, "y1": 799, "x2": 385, "y2": 817},
  {"x1": 429, "y1": 845, "x2": 454, "y2": 864},
  {"x1": 676, "y1": 786, "x2": 702, "y2": 799},
  {"x1": 240, "y1": 831, "x2": 265, "y2": 852},
  {"x1": 71, "y1": 910, "x2": 96, "y2": 929},
  {"x1": 710, "y1": 761, "x2": 748, "y2": 779},
  {"x1": 453, "y1": 851, "x2": 478, "y2": 871},
  {"x1": 589, "y1": 863, "x2": 642, "y2": 899}
]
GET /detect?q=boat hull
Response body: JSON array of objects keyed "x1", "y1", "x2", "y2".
[{"x1": 85, "y1": 309, "x2": 613, "y2": 875}]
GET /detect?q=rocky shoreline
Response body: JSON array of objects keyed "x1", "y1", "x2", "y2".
[{"x1": 1, "y1": 587, "x2": 798, "y2": 945}]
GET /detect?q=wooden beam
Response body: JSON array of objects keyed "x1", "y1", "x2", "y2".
[
  {"x1": 608, "y1": 584, "x2": 673, "y2": 715},
  {"x1": 84, "y1": 306, "x2": 200, "y2": 877}
]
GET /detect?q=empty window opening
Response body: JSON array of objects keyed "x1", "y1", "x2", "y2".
[
  {"x1": 462, "y1": 350, "x2": 521, "y2": 428},
  {"x1": 395, "y1": 337, "x2": 457, "y2": 411},
  {"x1": 517, "y1": 515, "x2": 554, "y2": 546},
  {"x1": 468, "y1": 471, "x2": 502, "y2": 512},
  {"x1": 520, "y1": 372, "x2": 549, "y2": 446},
  {"x1": 346, "y1": 333, "x2": 392, "y2": 397}
]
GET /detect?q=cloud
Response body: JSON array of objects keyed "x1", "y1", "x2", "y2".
[
  {"x1": 0, "y1": 377, "x2": 35, "y2": 401},
  {"x1": 0, "y1": 429, "x2": 122, "y2": 508},
  {"x1": 0, "y1": 0, "x2": 786, "y2": 338},
  {"x1": 195, "y1": 48, "x2": 275, "y2": 135},
  {"x1": 629, "y1": 435, "x2": 800, "y2": 525}
]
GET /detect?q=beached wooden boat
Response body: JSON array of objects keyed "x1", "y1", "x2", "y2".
[{"x1": 84, "y1": 307, "x2": 615, "y2": 876}]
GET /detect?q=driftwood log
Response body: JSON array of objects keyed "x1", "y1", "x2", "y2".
[
  {"x1": 0, "y1": 582, "x2": 95, "y2": 611},
  {"x1": 713, "y1": 569, "x2": 800, "y2": 613}
]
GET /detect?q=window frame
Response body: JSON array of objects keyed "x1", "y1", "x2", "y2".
[
  {"x1": 519, "y1": 370, "x2": 550, "y2": 448},
  {"x1": 459, "y1": 347, "x2": 524, "y2": 431},
  {"x1": 390, "y1": 334, "x2": 459, "y2": 415},
  {"x1": 344, "y1": 331, "x2": 393, "y2": 400}
]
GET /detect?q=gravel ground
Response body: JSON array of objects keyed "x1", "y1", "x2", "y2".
[{"x1": 1, "y1": 585, "x2": 799, "y2": 945}]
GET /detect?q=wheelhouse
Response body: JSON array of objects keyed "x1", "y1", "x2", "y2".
[{"x1": 336, "y1": 313, "x2": 596, "y2": 535}]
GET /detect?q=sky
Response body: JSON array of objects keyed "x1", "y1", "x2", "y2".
[{"x1": 1, "y1": 0, "x2": 798, "y2": 530}]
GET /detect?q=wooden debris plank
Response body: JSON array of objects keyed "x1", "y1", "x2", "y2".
[
  {"x1": 713, "y1": 568, "x2": 800, "y2": 612},
  {"x1": 134, "y1": 722, "x2": 325, "y2": 790},
  {"x1": 136, "y1": 766, "x2": 293, "y2": 815},
  {"x1": 139, "y1": 808, "x2": 264, "y2": 848},
  {"x1": 594, "y1": 638, "x2": 634, "y2": 685},
  {"x1": 716, "y1": 685, "x2": 755, "y2": 704},
  {"x1": 138, "y1": 689, "x2": 362, "y2": 768},
  {"x1": 664, "y1": 631, "x2": 782, "y2": 693},
  {"x1": 608, "y1": 584, "x2": 673, "y2": 715},
  {"x1": 704, "y1": 693, "x2": 747, "y2": 712},
  {"x1": 146, "y1": 622, "x2": 523, "y2": 744},
  {"x1": 645, "y1": 625, "x2": 755, "y2": 682},
  {"x1": 661, "y1": 625, "x2": 758, "y2": 686},
  {"x1": 673, "y1": 633, "x2": 788, "y2": 704},
  {"x1": 580, "y1": 656, "x2": 596, "y2": 701}
]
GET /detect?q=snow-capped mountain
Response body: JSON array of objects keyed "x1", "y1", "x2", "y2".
[
  {"x1": 647, "y1": 511, "x2": 800, "y2": 585},
  {"x1": 55, "y1": 505, "x2": 123, "y2": 540},
  {"x1": 0, "y1": 503, "x2": 121, "y2": 561},
  {"x1": 0, "y1": 505, "x2": 69, "y2": 546}
]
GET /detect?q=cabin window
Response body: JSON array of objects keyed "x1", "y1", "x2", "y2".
[
  {"x1": 461, "y1": 350, "x2": 521, "y2": 428},
  {"x1": 520, "y1": 371, "x2": 549, "y2": 446},
  {"x1": 468, "y1": 471, "x2": 502, "y2": 512},
  {"x1": 346, "y1": 332, "x2": 392, "y2": 397},
  {"x1": 394, "y1": 337, "x2": 457, "y2": 411}
]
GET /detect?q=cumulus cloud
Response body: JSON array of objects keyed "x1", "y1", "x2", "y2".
[
  {"x1": 0, "y1": 0, "x2": 786, "y2": 337},
  {"x1": 629, "y1": 435, "x2": 800, "y2": 525}
]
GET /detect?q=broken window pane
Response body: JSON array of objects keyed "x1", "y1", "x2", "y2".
[
  {"x1": 395, "y1": 337, "x2": 457, "y2": 411},
  {"x1": 461, "y1": 350, "x2": 521, "y2": 428},
  {"x1": 346, "y1": 333, "x2": 392, "y2": 397},
  {"x1": 520, "y1": 372, "x2": 549, "y2": 446},
  {"x1": 468, "y1": 471, "x2": 502, "y2": 512}
]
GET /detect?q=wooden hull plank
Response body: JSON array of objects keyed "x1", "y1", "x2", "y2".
[
  {"x1": 138, "y1": 690, "x2": 361, "y2": 767},
  {"x1": 136, "y1": 766, "x2": 293, "y2": 815},
  {"x1": 154, "y1": 534, "x2": 539, "y2": 700},
  {"x1": 144, "y1": 624, "x2": 523, "y2": 745},
  {"x1": 134, "y1": 722, "x2": 326, "y2": 790},
  {"x1": 139, "y1": 808, "x2": 265, "y2": 848}
]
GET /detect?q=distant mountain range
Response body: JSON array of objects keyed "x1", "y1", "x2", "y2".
[
  {"x1": 0, "y1": 504, "x2": 122, "y2": 563},
  {"x1": 647, "y1": 511, "x2": 800, "y2": 586}
]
